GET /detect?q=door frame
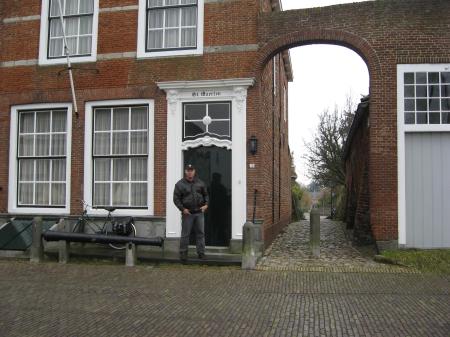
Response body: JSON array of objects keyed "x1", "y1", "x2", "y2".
[
  {"x1": 158, "y1": 78, "x2": 255, "y2": 243},
  {"x1": 397, "y1": 64, "x2": 450, "y2": 247},
  {"x1": 183, "y1": 146, "x2": 232, "y2": 246}
]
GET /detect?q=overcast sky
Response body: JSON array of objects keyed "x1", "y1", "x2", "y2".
[{"x1": 282, "y1": 0, "x2": 371, "y2": 185}]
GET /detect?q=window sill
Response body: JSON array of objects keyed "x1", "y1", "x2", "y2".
[
  {"x1": 137, "y1": 48, "x2": 203, "y2": 59},
  {"x1": 8, "y1": 206, "x2": 70, "y2": 215},
  {"x1": 38, "y1": 55, "x2": 97, "y2": 66},
  {"x1": 86, "y1": 208, "x2": 154, "y2": 217}
]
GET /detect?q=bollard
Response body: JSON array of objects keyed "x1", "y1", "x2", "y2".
[
  {"x1": 242, "y1": 222, "x2": 257, "y2": 270},
  {"x1": 310, "y1": 209, "x2": 320, "y2": 257},
  {"x1": 125, "y1": 242, "x2": 137, "y2": 267},
  {"x1": 59, "y1": 241, "x2": 70, "y2": 264},
  {"x1": 58, "y1": 219, "x2": 70, "y2": 264},
  {"x1": 30, "y1": 217, "x2": 43, "y2": 263}
]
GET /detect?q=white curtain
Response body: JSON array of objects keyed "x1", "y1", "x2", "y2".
[
  {"x1": 35, "y1": 160, "x2": 49, "y2": 182},
  {"x1": 148, "y1": 31, "x2": 164, "y2": 49},
  {"x1": 19, "y1": 160, "x2": 34, "y2": 181},
  {"x1": 94, "y1": 183, "x2": 110, "y2": 206},
  {"x1": 48, "y1": 0, "x2": 93, "y2": 57},
  {"x1": 52, "y1": 159, "x2": 66, "y2": 181},
  {"x1": 35, "y1": 160, "x2": 50, "y2": 205},
  {"x1": 130, "y1": 132, "x2": 147, "y2": 154},
  {"x1": 94, "y1": 108, "x2": 111, "y2": 131},
  {"x1": 131, "y1": 106, "x2": 148, "y2": 129},
  {"x1": 65, "y1": 0, "x2": 79, "y2": 16},
  {"x1": 131, "y1": 184, "x2": 147, "y2": 206},
  {"x1": 17, "y1": 110, "x2": 67, "y2": 206},
  {"x1": 94, "y1": 133, "x2": 110, "y2": 155},
  {"x1": 149, "y1": 0, "x2": 164, "y2": 8},
  {"x1": 79, "y1": 0, "x2": 94, "y2": 13},
  {"x1": 51, "y1": 183, "x2": 66, "y2": 205},
  {"x1": 93, "y1": 106, "x2": 148, "y2": 206},
  {"x1": 112, "y1": 132, "x2": 128, "y2": 155},
  {"x1": 18, "y1": 183, "x2": 33, "y2": 205},
  {"x1": 36, "y1": 111, "x2": 50, "y2": 132},
  {"x1": 51, "y1": 135, "x2": 66, "y2": 156},
  {"x1": 35, "y1": 135, "x2": 50, "y2": 156},
  {"x1": 113, "y1": 107, "x2": 129, "y2": 130},
  {"x1": 49, "y1": 38, "x2": 64, "y2": 58},
  {"x1": 50, "y1": 0, "x2": 61, "y2": 17}
]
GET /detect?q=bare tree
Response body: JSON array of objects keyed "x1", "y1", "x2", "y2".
[{"x1": 304, "y1": 95, "x2": 356, "y2": 187}]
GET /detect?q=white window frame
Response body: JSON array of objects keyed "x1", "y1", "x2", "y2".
[
  {"x1": 38, "y1": 0, "x2": 99, "y2": 65},
  {"x1": 137, "y1": 0, "x2": 204, "y2": 59},
  {"x1": 397, "y1": 63, "x2": 450, "y2": 246},
  {"x1": 8, "y1": 103, "x2": 73, "y2": 215},
  {"x1": 84, "y1": 99, "x2": 154, "y2": 217}
]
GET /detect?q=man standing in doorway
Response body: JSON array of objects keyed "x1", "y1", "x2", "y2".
[{"x1": 173, "y1": 164, "x2": 209, "y2": 263}]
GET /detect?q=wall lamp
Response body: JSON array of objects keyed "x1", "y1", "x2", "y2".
[{"x1": 249, "y1": 136, "x2": 258, "y2": 155}]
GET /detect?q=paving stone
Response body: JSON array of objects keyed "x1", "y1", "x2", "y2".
[
  {"x1": 256, "y1": 218, "x2": 414, "y2": 273},
  {"x1": 0, "y1": 260, "x2": 449, "y2": 337}
]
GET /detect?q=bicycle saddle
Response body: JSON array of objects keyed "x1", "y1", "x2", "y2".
[{"x1": 103, "y1": 206, "x2": 116, "y2": 212}]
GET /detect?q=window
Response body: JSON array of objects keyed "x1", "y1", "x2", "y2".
[
  {"x1": 283, "y1": 85, "x2": 287, "y2": 122},
  {"x1": 84, "y1": 100, "x2": 154, "y2": 216},
  {"x1": 183, "y1": 102, "x2": 231, "y2": 140},
  {"x1": 402, "y1": 70, "x2": 450, "y2": 125},
  {"x1": 147, "y1": 0, "x2": 197, "y2": 51},
  {"x1": 9, "y1": 104, "x2": 72, "y2": 214},
  {"x1": 93, "y1": 106, "x2": 148, "y2": 208},
  {"x1": 137, "y1": 0, "x2": 204, "y2": 58},
  {"x1": 39, "y1": 0, "x2": 99, "y2": 65}
]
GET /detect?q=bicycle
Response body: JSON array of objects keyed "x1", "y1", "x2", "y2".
[{"x1": 72, "y1": 201, "x2": 137, "y2": 250}]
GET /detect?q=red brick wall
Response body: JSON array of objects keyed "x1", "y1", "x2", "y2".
[
  {"x1": 256, "y1": 0, "x2": 450, "y2": 243},
  {"x1": 0, "y1": 0, "x2": 261, "y2": 216},
  {"x1": 0, "y1": 0, "x2": 293, "y2": 247},
  {"x1": 345, "y1": 102, "x2": 372, "y2": 245},
  {"x1": 252, "y1": 52, "x2": 291, "y2": 246}
]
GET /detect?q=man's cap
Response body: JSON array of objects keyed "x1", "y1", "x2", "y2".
[{"x1": 185, "y1": 164, "x2": 195, "y2": 170}]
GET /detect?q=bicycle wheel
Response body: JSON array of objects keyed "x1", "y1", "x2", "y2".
[{"x1": 106, "y1": 222, "x2": 137, "y2": 250}]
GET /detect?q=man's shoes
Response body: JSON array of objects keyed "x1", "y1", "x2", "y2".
[
  {"x1": 198, "y1": 253, "x2": 205, "y2": 260},
  {"x1": 180, "y1": 252, "x2": 188, "y2": 264}
]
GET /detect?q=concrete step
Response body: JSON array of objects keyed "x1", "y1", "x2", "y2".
[{"x1": 187, "y1": 245, "x2": 231, "y2": 254}]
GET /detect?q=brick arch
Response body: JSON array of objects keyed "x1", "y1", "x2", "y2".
[{"x1": 256, "y1": 28, "x2": 381, "y2": 84}]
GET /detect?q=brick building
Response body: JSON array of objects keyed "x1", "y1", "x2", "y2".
[
  {"x1": 0, "y1": 0, "x2": 293, "y2": 255},
  {"x1": 3, "y1": 0, "x2": 450, "y2": 255}
]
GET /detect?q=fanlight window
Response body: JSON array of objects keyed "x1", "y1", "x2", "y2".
[{"x1": 183, "y1": 102, "x2": 231, "y2": 140}]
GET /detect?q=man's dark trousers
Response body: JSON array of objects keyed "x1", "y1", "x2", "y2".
[{"x1": 180, "y1": 212, "x2": 205, "y2": 255}]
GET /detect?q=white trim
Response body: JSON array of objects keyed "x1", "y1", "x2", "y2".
[
  {"x1": 397, "y1": 63, "x2": 450, "y2": 246},
  {"x1": 38, "y1": 0, "x2": 99, "y2": 65},
  {"x1": 181, "y1": 137, "x2": 232, "y2": 150},
  {"x1": 8, "y1": 103, "x2": 73, "y2": 215},
  {"x1": 84, "y1": 99, "x2": 154, "y2": 217},
  {"x1": 157, "y1": 78, "x2": 255, "y2": 89},
  {"x1": 158, "y1": 78, "x2": 254, "y2": 240},
  {"x1": 137, "y1": 0, "x2": 204, "y2": 59}
]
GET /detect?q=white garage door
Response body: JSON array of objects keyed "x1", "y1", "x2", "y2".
[{"x1": 405, "y1": 132, "x2": 450, "y2": 248}]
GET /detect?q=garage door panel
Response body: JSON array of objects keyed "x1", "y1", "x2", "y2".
[
  {"x1": 443, "y1": 142, "x2": 450, "y2": 246},
  {"x1": 405, "y1": 132, "x2": 450, "y2": 248}
]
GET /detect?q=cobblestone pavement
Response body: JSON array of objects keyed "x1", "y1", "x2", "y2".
[
  {"x1": 257, "y1": 218, "x2": 412, "y2": 273},
  {"x1": 0, "y1": 260, "x2": 449, "y2": 337}
]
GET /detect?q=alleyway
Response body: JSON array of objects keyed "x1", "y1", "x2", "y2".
[{"x1": 257, "y1": 217, "x2": 411, "y2": 273}]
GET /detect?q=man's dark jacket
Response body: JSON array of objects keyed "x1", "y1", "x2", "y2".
[{"x1": 173, "y1": 177, "x2": 209, "y2": 212}]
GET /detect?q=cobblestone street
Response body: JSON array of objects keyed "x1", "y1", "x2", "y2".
[
  {"x1": 0, "y1": 257, "x2": 449, "y2": 337},
  {"x1": 257, "y1": 218, "x2": 410, "y2": 273}
]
